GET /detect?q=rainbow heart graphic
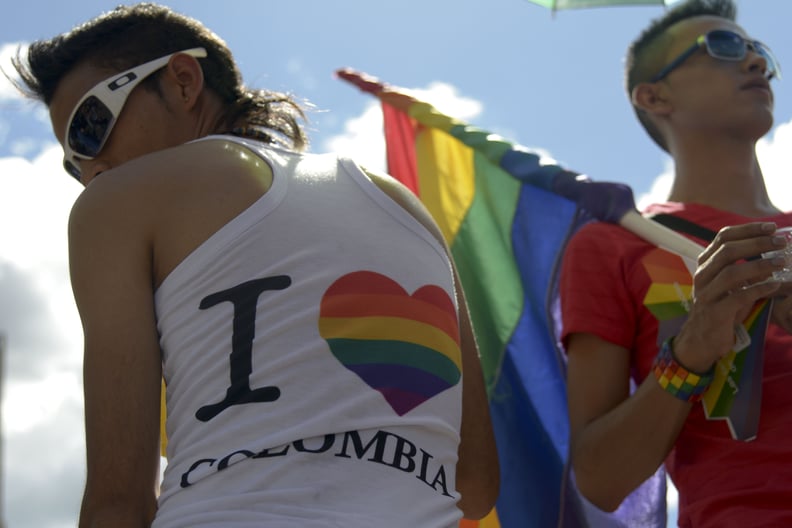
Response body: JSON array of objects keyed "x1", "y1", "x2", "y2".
[{"x1": 318, "y1": 270, "x2": 462, "y2": 416}]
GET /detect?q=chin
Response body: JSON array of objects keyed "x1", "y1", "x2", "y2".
[
  {"x1": 758, "y1": 119, "x2": 775, "y2": 140},
  {"x1": 749, "y1": 111, "x2": 774, "y2": 140}
]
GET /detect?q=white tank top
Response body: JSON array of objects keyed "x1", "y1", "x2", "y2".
[{"x1": 153, "y1": 137, "x2": 463, "y2": 527}]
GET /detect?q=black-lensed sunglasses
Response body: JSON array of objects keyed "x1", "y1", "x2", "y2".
[
  {"x1": 650, "y1": 29, "x2": 781, "y2": 83},
  {"x1": 62, "y1": 47, "x2": 207, "y2": 182}
]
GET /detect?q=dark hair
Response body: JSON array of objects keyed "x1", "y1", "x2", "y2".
[
  {"x1": 11, "y1": 2, "x2": 308, "y2": 150},
  {"x1": 625, "y1": 0, "x2": 737, "y2": 151}
]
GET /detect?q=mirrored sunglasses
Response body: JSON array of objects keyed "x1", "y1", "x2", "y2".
[
  {"x1": 650, "y1": 29, "x2": 781, "y2": 83},
  {"x1": 63, "y1": 47, "x2": 207, "y2": 181}
]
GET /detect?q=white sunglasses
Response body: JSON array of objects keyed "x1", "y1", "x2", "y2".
[{"x1": 63, "y1": 47, "x2": 207, "y2": 181}]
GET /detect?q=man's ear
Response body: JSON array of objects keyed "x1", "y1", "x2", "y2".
[
  {"x1": 631, "y1": 82, "x2": 672, "y2": 117},
  {"x1": 165, "y1": 52, "x2": 204, "y2": 109}
]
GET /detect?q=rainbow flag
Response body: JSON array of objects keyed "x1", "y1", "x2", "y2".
[{"x1": 337, "y1": 69, "x2": 667, "y2": 528}]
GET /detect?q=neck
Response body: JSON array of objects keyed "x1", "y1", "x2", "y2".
[
  {"x1": 666, "y1": 135, "x2": 780, "y2": 218},
  {"x1": 230, "y1": 125, "x2": 273, "y2": 144},
  {"x1": 189, "y1": 90, "x2": 232, "y2": 139}
]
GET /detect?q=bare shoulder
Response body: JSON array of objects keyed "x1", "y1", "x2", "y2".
[
  {"x1": 72, "y1": 137, "x2": 275, "y2": 287},
  {"x1": 363, "y1": 167, "x2": 447, "y2": 249},
  {"x1": 71, "y1": 138, "x2": 263, "y2": 235},
  {"x1": 68, "y1": 161, "x2": 151, "y2": 250},
  {"x1": 150, "y1": 138, "x2": 272, "y2": 182}
]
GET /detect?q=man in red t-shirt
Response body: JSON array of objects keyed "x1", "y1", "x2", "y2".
[{"x1": 560, "y1": 0, "x2": 792, "y2": 526}]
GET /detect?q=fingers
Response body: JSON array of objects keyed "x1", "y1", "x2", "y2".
[
  {"x1": 721, "y1": 281, "x2": 779, "y2": 323},
  {"x1": 698, "y1": 222, "x2": 778, "y2": 264},
  {"x1": 675, "y1": 222, "x2": 789, "y2": 372},
  {"x1": 695, "y1": 222, "x2": 788, "y2": 293},
  {"x1": 694, "y1": 256, "x2": 782, "y2": 303}
]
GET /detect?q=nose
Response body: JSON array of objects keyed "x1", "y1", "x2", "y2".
[
  {"x1": 78, "y1": 159, "x2": 111, "y2": 186},
  {"x1": 744, "y1": 43, "x2": 771, "y2": 79}
]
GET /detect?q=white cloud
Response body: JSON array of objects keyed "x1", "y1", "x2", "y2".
[
  {"x1": 636, "y1": 118, "x2": 792, "y2": 212},
  {"x1": 410, "y1": 82, "x2": 483, "y2": 122},
  {"x1": 1, "y1": 146, "x2": 85, "y2": 527},
  {"x1": 322, "y1": 81, "x2": 483, "y2": 174},
  {"x1": 323, "y1": 101, "x2": 387, "y2": 172},
  {"x1": 759, "y1": 119, "x2": 792, "y2": 212},
  {"x1": 9, "y1": 135, "x2": 46, "y2": 157},
  {"x1": 636, "y1": 158, "x2": 674, "y2": 211},
  {"x1": 1, "y1": 146, "x2": 80, "y2": 272},
  {"x1": 5, "y1": 386, "x2": 85, "y2": 528}
]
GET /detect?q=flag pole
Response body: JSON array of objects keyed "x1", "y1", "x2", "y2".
[{"x1": 620, "y1": 209, "x2": 703, "y2": 261}]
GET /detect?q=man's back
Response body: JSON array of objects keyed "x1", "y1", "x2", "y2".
[{"x1": 142, "y1": 136, "x2": 465, "y2": 526}]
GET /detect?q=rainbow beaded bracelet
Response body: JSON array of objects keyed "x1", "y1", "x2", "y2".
[{"x1": 652, "y1": 337, "x2": 714, "y2": 403}]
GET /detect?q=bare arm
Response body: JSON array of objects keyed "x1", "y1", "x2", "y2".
[
  {"x1": 568, "y1": 222, "x2": 785, "y2": 511},
  {"x1": 567, "y1": 333, "x2": 690, "y2": 511},
  {"x1": 452, "y1": 265, "x2": 500, "y2": 518},
  {"x1": 366, "y1": 169, "x2": 499, "y2": 519},
  {"x1": 70, "y1": 177, "x2": 162, "y2": 527}
]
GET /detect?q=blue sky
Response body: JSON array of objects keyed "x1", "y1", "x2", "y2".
[{"x1": 0, "y1": 1, "x2": 789, "y2": 526}]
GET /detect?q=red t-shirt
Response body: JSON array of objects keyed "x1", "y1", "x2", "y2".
[{"x1": 560, "y1": 202, "x2": 792, "y2": 527}]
